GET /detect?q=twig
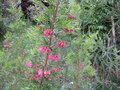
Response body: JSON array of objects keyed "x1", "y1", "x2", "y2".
[
  {"x1": 111, "y1": 16, "x2": 116, "y2": 47},
  {"x1": 52, "y1": 0, "x2": 60, "y2": 29}
]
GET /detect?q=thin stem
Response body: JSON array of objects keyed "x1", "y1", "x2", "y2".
[
  {"x1": 111, "y1": 16, "x2": 116, "y2": 47},
  {"x1": 75, "y1": 59, "x2": 79, "y2": 90},
  {"x1": 44, "y1": 53, "x2": 49, "y2": 69},
  {"x1": 52, "y1": 0, "x2": 60, "y2": 29},
  {"x1": 49, "y1": 37, "x2": 52, "y2": 46},
  {"x1": 76, "y1": 79, "x2": 78, "y2": 90}
]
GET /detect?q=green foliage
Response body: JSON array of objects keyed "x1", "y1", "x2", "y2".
[{"x1": 64, "y1": 32, "x2": 97, "y2": 89}]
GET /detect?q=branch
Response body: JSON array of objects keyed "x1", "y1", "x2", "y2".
[
  {"x1": 111, "y1": 16, "x2": 116, "y2": 47},
  {"x1": 52, "y1": 0, "x2": 60, "y2": 29}
]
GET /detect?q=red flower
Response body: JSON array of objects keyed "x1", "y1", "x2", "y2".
[
  {"x1": 44, "y1": 28, "x2": 54, "y2": 38},
  {"x1": 64, "y1": 28, "x2": 74, "y2": 34},
  {"x1": 69, "y1": 29, "x2": 74, "y2": 34},
  {"x1": 56, "y1": 40, "x2": 67, "y2": 48},
  {"x1": 31, "y1": 69, "x2": 51, "y2": 81},
  {"x1": 48, "y1": 54, "x2": 61, "y2": 61},
  {"x1": 52, "y1": 67, "x2": 62, "y2": 72},
  {"x1": 44, "y1": 70, "x2": 51, "y2": 75},
  {"x1": 37, "y1": 68, "x2": 43, "y2": 77},
  {"x1": 3, "y1": 41, "x2": 9, "y2": 49},
  {"x1": 68, "y1": 13, "x2": 76, "y2": 19},
  {"x1": 39, "y1": 46, "x2": 51, "y2": 53},
  {"x1": 26, "y1": 60, "x2": 33, "y2": 67},
  {"x1": 79, "y1": 63, "x2": 85, "y2": 69},
  {"x1": 37, "y1": 68, "x2": 51, "y2": 77}
]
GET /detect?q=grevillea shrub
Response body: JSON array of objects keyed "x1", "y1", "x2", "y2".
[
  {"x1": 22, "y1": 1, "x2": 70, "y2": 89},
  {"x1": 28, "y1": 0, "x2": 98, "y2": 89}
]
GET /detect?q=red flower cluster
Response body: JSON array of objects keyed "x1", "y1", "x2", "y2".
[
  {"x1": 37, "y1": 68, "x2": 51, "y2": 76},
  {"x1": 68, "y1": 13, "x2": 76, "y2": 19},
  {"x1": 56, "y1": 40, "x2": 67, "y2": 48},
  {"x1": 35, "y1": 25, "x2": 68, "y2": 81},
  {"x1": 44, "y1": 70, "x2": 51, "y2": 75},
  {"x1": 64, "y1": 29, "x2": 74, "y2": 34},
  {"x1": 44, "y1": 28, "x2": 54, "y2": 38},
  {"x1": 31, "y1": 68, "x2": 51, "y2": 80},
  {"x1": 39, "y1": 46, "x2": 51, "y2": 53},
  {"x1": 48, "y1": 54, "x2": 61, "y2": 61}
]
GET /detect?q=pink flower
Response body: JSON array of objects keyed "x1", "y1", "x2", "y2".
[
  {"x1": 26, "y1": 60, "x2": 33, "y2": 67},
  {"x1": 39, "y1": 46, "x2": 51, "y2": 53},
  {"x1": 79, "y1": 63, "x2": 85, "y2": 69},
  {"x1": 32, "y1": 69, "x2": 51, "y2": 81},
  {"x1": 3, "y1": 41, "x2": 9, "y2": 49},
  {"x1": 68, "y1": 13, "x2": 76, "y2": 19},
  {"x1": 52, "y1": 67, "x2": 62, "y2": 72},
  {"x1": 64, "y1": 28, "x2": 74, "y2": 34},
  {"x1": 44, "y1": 28, "x2": 54, "y2": 38},
  {"x1": 69, "y1": 29, "x2": 74, "y2": 34},
  {"x1": 44, "y1": 70, "x2": 51, "y2": 75},
  {"x1": 48, "y1": 54, "x2": 61, "y2": 61},
  {"x1": 56, "y1": 40, "x2": 67, "y2": 48},
  {"x1": 37, "y1": 69, "x2": 51, "y2": 77},
  {"x1": 37, "y1": 68, "x2": 43, "y2": 76}
]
